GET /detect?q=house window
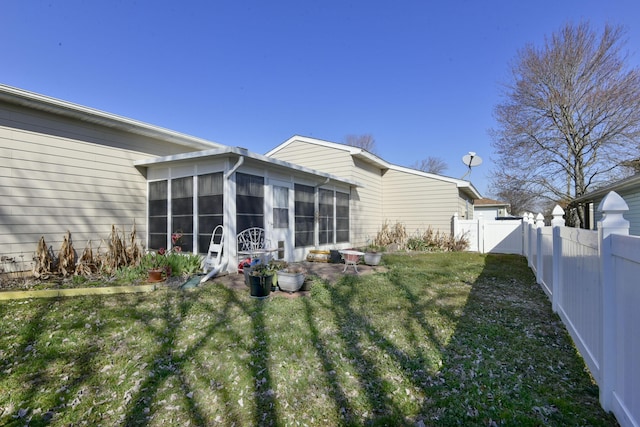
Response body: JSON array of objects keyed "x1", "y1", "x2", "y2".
[
  {"x1": 148, "y1": 180, "x2": 168, "y2": 250},
  {"x1": 318, "y1": 189, "x2": 334, "y2": 245},
  {"x1": 336, "y1": 191, "x2": 349, "y2": 243},
  {"x1": 273, "y1": 186, "x2": 289, "y2": 229},
  {"x1": 295, "y1": 184, "x2": 315, "y2": 247},
  {"x1": 198, "y1": 173, "x2": 223, "y2": 253},
  {"x1": 171, "y1": 176, "x2": 194, "y2": 252},
  {"x1": 236, "y1": 172, "x2": 264, "y2": 232}
]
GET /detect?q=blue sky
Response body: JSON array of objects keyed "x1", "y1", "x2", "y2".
[{"x1": 3, "y1": 1, "x2": 640, "y2": 195}]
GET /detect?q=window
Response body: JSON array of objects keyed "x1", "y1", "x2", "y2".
[
  {"x1": 236, "y1": 173, "x2": 264, "y2": 232},
  {"x1": 318, "y1": 189, "x2": 334, "y2": 244},
  {"x1": 171, "y1": 177, "x2": 194, "y2": 252},
  {"x1": 198, "y1": 173, "x2": 223, "y2": 253},
  {"x1": 336, "y1": 191, "x2": 350, "y2": 243},
  {"x1": 273, "y1": 186, "x2": 289, "y2": 229},
  {"x1": 148, "y1": 180, "x2": 168, "y2": 250},
  {"x1": 295, "y1": 184, "x2": 315, "y2": 247}
]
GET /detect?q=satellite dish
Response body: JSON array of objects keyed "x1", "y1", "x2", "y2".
[{"x1": 461, "y1": 151, "x2": 482, "y2": 180}]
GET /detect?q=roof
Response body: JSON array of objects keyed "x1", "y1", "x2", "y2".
[
  {"x1": 0, "y1": 84, "x2": 223, "y2": 151},
  {"x1": 573, "y1": 173, "x2": 640, "y2": 203},
  {"x1": 267, "y1": 135, "x2": 482, "y2": 199},
  {"x1": 474, "y1": 198, "x2": 510, "y2": 207},
  {"x1": 134, "y1": 146, "x2": 360, "y2": 187}
]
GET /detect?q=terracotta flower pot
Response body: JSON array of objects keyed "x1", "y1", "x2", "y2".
[{"x1": 147, "y1": 269, "x2": 164, "y2": 283}]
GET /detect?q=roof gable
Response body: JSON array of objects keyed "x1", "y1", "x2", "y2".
[{"x1": 268, "y1": 135, "x2": 482, "y2": 199}]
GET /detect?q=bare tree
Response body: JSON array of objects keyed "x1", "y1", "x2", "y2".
[
  {"x1": 411, "y1": 157, "x2": 448, "y2": 175},
  {"x1": 491, "y1": 22, "x2": 640, "y2": 227},
  {"x1": 345, "y1": 134, "x2": 377, "y2": 153}
]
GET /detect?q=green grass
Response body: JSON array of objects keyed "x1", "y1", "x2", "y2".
[{"x1": 0, "y1": 253, "x2": 616, "y2": 426}]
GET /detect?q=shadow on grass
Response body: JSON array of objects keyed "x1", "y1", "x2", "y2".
[{"x1": 0, "y1": 254, "x2": 617, "y2": 426}]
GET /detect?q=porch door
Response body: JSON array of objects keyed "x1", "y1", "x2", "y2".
[{"x1": 270, "y1": 183, "x2": 293, "y2": 261}]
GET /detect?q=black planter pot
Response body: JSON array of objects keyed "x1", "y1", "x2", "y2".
[
  {"x1": 249, "y1": 274, "x2": 273, "y2": 298},
  {"x1": 329, "y1": 249, "x2": 342, "y2": 264}
]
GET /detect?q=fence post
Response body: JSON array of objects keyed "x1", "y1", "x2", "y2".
[
  {"x1": 598, "y1": 191, "x2": 629, "y2": 411},
  {"x1": 453, "y1": 212, "x2": 459, "y2": 235},
  {"x1": 524, "y1": 213, "x2": 533, "y2": 266},
  {"x1": 477, "y1": 214, "x2": 484, "y2": 253},
  {"x1": 551, "y1": 205, "x2": 565, "y2": 312},
  {"x1": 535, "y1": 213, "x2": 544, "y2": 284}
]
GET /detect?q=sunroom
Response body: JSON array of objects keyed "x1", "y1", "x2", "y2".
[{"x1": 134, "y1": 147, "x2": 358, "y2": 272}]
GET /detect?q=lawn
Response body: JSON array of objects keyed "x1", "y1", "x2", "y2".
[{"x1": 0, "y1": 253, "x2": 617, "y2": 426}]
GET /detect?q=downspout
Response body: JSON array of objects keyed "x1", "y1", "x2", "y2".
[
  {"x1": 315, "y1": 177, "x2": 330, "y2": 189},
  {"x1": 225, "y1": 156, "x2": 244, "y2": 180},
  {"x1": 223, "y1": 155, "x2": 244, "y2": 273}
]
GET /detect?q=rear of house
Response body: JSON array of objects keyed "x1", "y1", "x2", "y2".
[
  {"x1": 267, "y1": 135, "x2": 480, "y2": 246},
  {"x1": 0, "y1": 85, "x2": 221, "y2": 272},
  {"x1": 0, "y1": 86, "x2": 359, "y2": 274}
]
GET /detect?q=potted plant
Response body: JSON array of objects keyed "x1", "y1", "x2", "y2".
[
  {"x1": 277, "y1": 264, "x2": 306, "y2": 293},
  {"x1": 248, "y1": 263, "x2": 275, "y2": 298},
  {"x1": 364, "y1": 244, "x2": 385, "y2": 266},
  {"x1": 146, "y1": 249, "x2": 169, "y2": 282}
]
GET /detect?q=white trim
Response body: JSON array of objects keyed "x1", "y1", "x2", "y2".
[{"x1": 135, "y1": 146, "x2": 360, "y2": 187}]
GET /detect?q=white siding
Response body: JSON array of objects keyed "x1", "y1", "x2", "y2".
[{"x1": 0, "y1": 102, "x2": 198, "y2": 270}]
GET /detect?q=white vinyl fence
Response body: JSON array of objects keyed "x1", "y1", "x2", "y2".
[
  {"x1": 521, "y1": 192, "x2": 639, "y2": 427},
  {"x1": 453, "y1": 214, "x2": 524, "y2": 254}
]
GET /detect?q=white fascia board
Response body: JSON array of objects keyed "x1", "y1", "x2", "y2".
[
  {"x1": 135, "y1": 146, "x2": 361, "y2": 187},
  {"x1": 0, "y1": 84, "x2": 222, "y2": 150}
]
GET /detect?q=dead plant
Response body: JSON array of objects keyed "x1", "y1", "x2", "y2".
[
  {"x1": 75, "y1": 240, "x2": 98, "y2": 276},
  {"x1": 126, "y1": 221, "x2": 142, "y2": 266},
  {"x1": 103, "y1": 223, "x2": 142, "y2": 273},
  {"x1": 33, "y1": 236, "x2": 54, "y2": 278},
  {"x1": 57, "y1": 230, "x2": 76, "y2": 277},
  {"x1": 374, "y1": 220, "x2": 408, "y2": 249}
]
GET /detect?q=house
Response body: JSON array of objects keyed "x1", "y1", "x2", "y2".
[
  {"x1": 1, "y1": 85, "x2": 483, "y2": 275},
  {"x1": 266, "y1": 135, "x2": 481, "y2": 245},
  {"x1": 572, "y1": 173, "x2": 640, "y2": 236},
  {"x1": 0, "y1": 85, "x2": 354, "y2": 272},
  {"x1": 473, "y1": 198, "x2": 511, "y2": 219}
]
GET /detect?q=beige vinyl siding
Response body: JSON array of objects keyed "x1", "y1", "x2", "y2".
[
  {"x1": 269, "y1": 139, "x2": 355, "y2": 179},
  {"x1": 0, "y1": 103, "x2": 199, "y2": 271},
  {"x1": 349, "y1": 158, "x2": 383, "y2": 246},
  {"x1": 458, "y1": 194, "x2": 474, "y2": 220},
  {"x1": 382, "y1": 169, "x2": 458, "y2": 234}
]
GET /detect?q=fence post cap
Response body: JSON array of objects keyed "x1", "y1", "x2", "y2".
[
  {"x1": 551, "y1": 205, "x2": 565, "y2": 227},
  {"x1": 597, "y1": 191, "x2": 628, "y2": 213},
  {"x1": 597, "y1": 191, "x2": 629, "y2": 237}
]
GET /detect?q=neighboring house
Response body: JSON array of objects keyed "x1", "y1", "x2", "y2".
[
  {"x1": 266, "y1": 135, "x2": 481, "y2": 246},
  {"x1": 572, "y1": 173, "x2": 640, "y2": 236},
  {"x1": 473, "y1": 198, "x2": 511, "y2": 220},
  {"x1": 0, "y1": 85, "x2": 355, "y2": 272}
]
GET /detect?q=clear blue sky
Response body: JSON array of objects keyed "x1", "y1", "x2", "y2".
[{"x1": 3, "y1": 0, "x2": 640, "y2": 195}]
